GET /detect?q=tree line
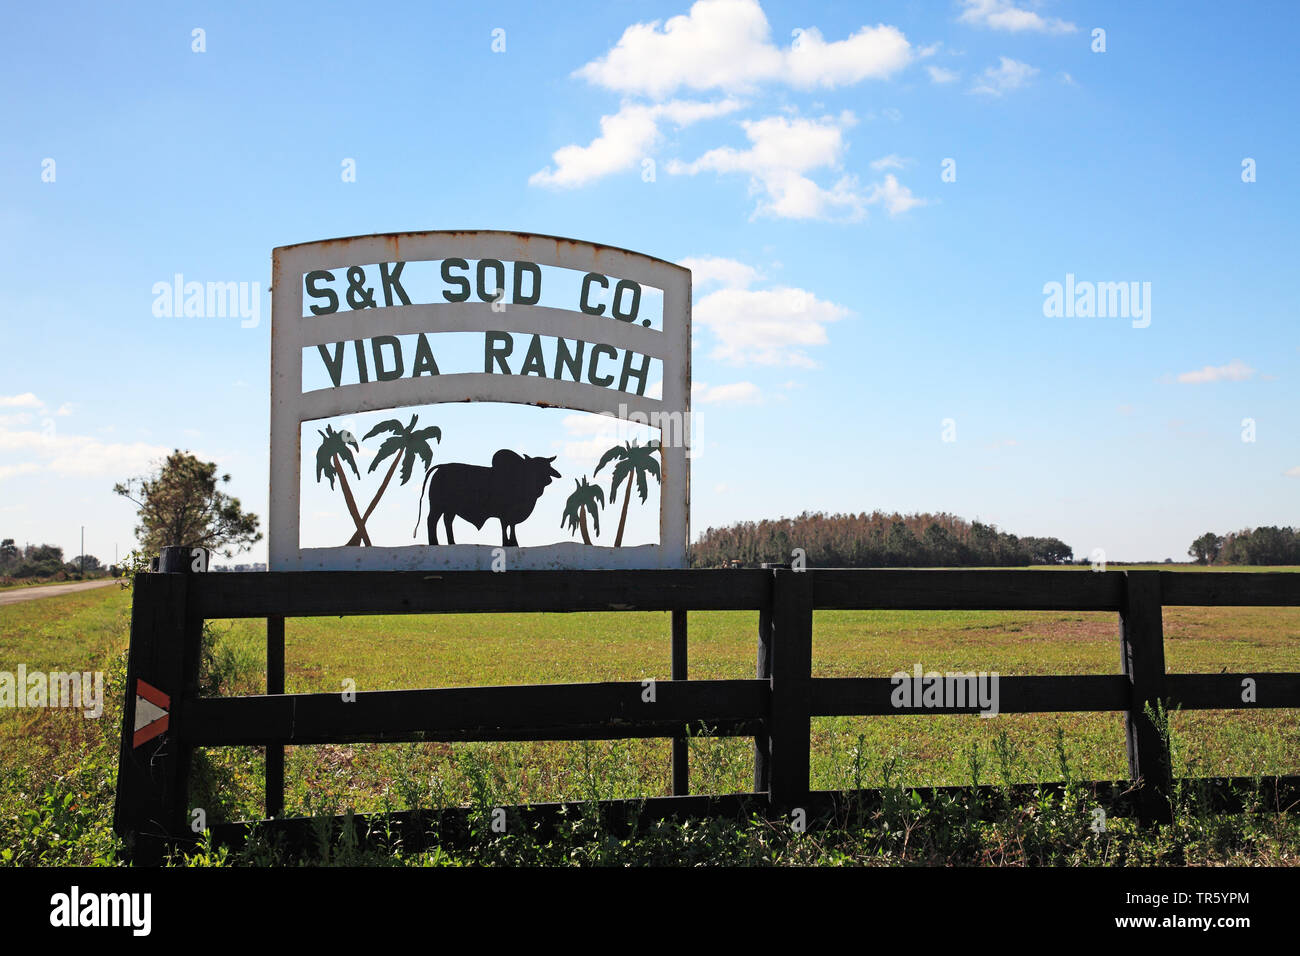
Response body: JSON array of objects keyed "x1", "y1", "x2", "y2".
[
  {"x1": 1188, "y1": 527, "x2": 1300, "y2": 566},
  {"x1": 689, "y1": 511, "x2": 1074, "y2": 568},
  {"x1": 0, "y1": 539, "x2": 107, "y2": 581}
]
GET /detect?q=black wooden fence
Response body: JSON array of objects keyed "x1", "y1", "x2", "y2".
[{"x1": 113, "y1": 554, "x2": 1300, "y2": 862}]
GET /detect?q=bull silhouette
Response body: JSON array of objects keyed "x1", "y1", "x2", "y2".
[{"x1": 413, "y1": 449, "x2": 561, "y2": 547}]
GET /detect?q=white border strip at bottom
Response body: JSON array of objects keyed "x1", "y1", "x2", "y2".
[{"x1": 292, "y1": 542, "x2": 679, "y2": 572}]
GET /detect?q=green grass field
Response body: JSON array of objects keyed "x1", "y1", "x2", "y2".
[{"x1": 2, "y1": 573, "x2": 1298, "y2": 865}]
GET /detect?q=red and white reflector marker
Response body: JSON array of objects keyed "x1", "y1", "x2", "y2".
[{"x1": 133, "y1": 679, "x2": 170, "y2": 748}]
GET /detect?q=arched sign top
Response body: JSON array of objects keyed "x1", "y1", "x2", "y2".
[
  {"x1": 274, "y1": 229, "x2": 692, "y2": 275},
  {"x1": 269, "y1": 230, "x2": 691, "y2": 572}
]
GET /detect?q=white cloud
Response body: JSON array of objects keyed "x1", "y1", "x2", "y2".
[
  {"x1": 0, "y1": 425, "x2": 172, "y2": 477},
  {"x1": 870, "y1": 153, "x2": 908, "y2": 171},
  {"x1": 696, "y1": 285, "x2": 850, "y2": 366},
  {"x1": 558, "y1": 412, "x2": 658, "y2": 466},
  {"x1": 558, "y1": 380, "x2": 663, "y2": 461},
  {"x1": 669, "y1": 113, "x2": 881, "y2": 220},
  {"x1": 927, "y1": 65, "x2": 960, "y2": 84},
  {"x1": 50, "y1": 440, "x2": 174, "y2": 477},
  {"x1": 670, "y1": 114, "x2": 851, "y2": 179},
  {"x1": 970, "y1": 56, "x2": 1039, "y2": 96},
  {"x1": 785, "y1": 25, "x2": 914, "y2": 89},
  {"x1": 1286, "y1": 466, "x2": 1300, "y2": 479},
  {"x1": 658, "y1": 99, "x2": 747, "y2": 125},
  {"x1": 866, "y1": 174, "x2": 927, "y2": 215},
  {"x1": 694, "y1": 381, "x2": 762, "y2": 403},
  {"x1": 560, "y1": 413, "x2": 624, "y2": 437},
  {"x1": 687, "y1": 256, "x2": 850, "y2": 366},
  {"x1": 958, "y1": 0, "x2": 1076, "y2": 34},
  {"x1": 678, "y1": 256, "x2": 762, "y2": 290},
  {"x1": 574, "y1": 0, "x2": 912, "y2": 99},
  {"x1": 0, "y1": 463, "x2": 40, "y2": 480},
  {"x1": 530, "y1": 98, "x2": 741, "y2": 188},
  {"x1": 576, "y1": 0, "x2": 780, "y2": 97},
  {"x1": 1175, "y1": 360, "x2": 1255, "y2": 385},
  {"x1": 541, "y1": 3, "x2": 924, "y2": 216},
  {"x1": 0, "y1": 394, "x2": 73, "y2": 418}
]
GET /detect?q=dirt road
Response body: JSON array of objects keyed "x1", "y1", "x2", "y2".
[{"x1": 0, "y1": 579, "x2": 118, "y2": 607}]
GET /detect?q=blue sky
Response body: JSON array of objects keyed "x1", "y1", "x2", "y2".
[{"x1": 1, "y1": 0, "x2": 1296, "y2": 565}]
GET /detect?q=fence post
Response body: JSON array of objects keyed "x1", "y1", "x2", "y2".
[
  {"x1": 266, "y1": 615, "x2": 286, "y2": 818},
  {"x1": 753, "y1": 608, "x2": 772, "y2": 793},
  {"x1": 113, "y1": 546, "x2": 206, "y2": 863},
  {"x1": 1119, "y1": 570, "x2": 1172, "y2": 825},
  {"x1": 671, "y1": 608, "x2": 688, "y2": 795},
  {"x1": 752, "y1": 565, "x2": 781, "y2": 793},
  {"x1": 768, "y1": 568, "x2": 813, "y2": 816}
]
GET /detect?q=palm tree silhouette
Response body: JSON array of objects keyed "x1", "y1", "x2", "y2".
[
  {"x1": 345, "y1": 414, "x2": 442, "y2": 546},
  {"x1": 315, "y1": 424, "x2": 369, "y2": 546},
  {"x1": 594, "y1": 439, "x2": 661, "y2": 547},
  {"x1": 561, "y1": 475, "x2": 605, "y2": 545}
]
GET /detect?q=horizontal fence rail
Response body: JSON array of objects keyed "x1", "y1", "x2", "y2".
[
  {"x1": 182, "y1": 680, "x2": 768, "y2": 745},
  {"x1": 810, "y1": 675, "x2": 1132, "y2": 715},
  {"x1": 813, "y1": 568, "x2": 1128, "y2": 610},
  {"x1": 190, "y1": 568, "x2": 772, "y2": 617},
  {"x1": 113, "y1": 560, "x2": 1300, "y2": 863}
]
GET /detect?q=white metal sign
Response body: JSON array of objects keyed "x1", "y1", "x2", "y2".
[{"x1": 269, "y1": 230, "x2": 690, "y2": 571}]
